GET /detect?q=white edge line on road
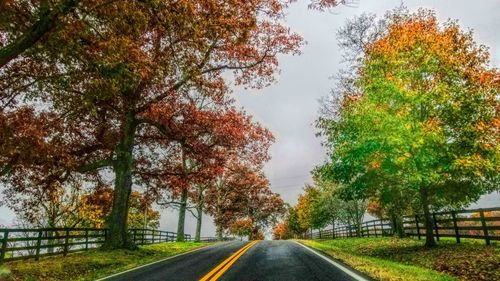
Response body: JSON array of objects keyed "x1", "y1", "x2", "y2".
[
  {"x1": 95, "y1": 242, "x2": 228, "y2": 281},
  {"x1": 294, "y1": 241, "x2": 369, "y2": 281}
]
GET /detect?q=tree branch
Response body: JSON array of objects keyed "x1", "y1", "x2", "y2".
[
  {"x1": 77, "y1": 157, "x2": 113, "y2": 173},
  {"x1": 0, "y1": 0, "x2": 79, "y2": 68}
]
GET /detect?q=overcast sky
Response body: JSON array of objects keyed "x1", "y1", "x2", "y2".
[{"x1": 1, "y1": 0, "x2": 499, "y2": 236}]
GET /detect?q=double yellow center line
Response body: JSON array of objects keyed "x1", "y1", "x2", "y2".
[{"x1": 199, "y1": 241, "x2": 259, "y2": 281}]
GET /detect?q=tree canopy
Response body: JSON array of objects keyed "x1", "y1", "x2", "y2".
[{"x1": 316, "y1": 8, "x2": 499, "y2": 246}]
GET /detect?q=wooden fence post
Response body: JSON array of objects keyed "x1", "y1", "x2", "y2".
[
  {"x1": 374, "y1": 221, "x2": 378, "y2": 238},
  {"x1": 451, "y1": 211, "x2": 460, "y2": 243},
  {"x1": 432, "y1": 213, "x2": 440, "y2": 241},
  {"x1": 35, "y1": 230, "x2": 42, "y2": 260},
  {"x1": 85, "y1": 229, "x2": 89, "y2": 250},
  {"x1": 415, "y1": 215, "x2": 421, "y2": 240},
  {"x1": 63, "y1": 229, "x2": 70, "y2": 256},
  {"x1": 1, "y1": 230, "x2": 9, "y2": 263},
  {"x1": 379, "y1": 219, "x2": 384, "y2": 236},
  {"x1": 479, "y1": 209, "x2": 490, "y2": 245}
]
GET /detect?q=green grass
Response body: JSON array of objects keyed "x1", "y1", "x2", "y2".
[
  {"x1": 300, "y1": 237, "x2": 499, "y2": 281},
  {"x1": 0, "y1": 242, "x2": 209, "y2": 281}
]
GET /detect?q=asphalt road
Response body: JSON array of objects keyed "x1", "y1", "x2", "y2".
[{"x1": 102, "y1": 240, "x2": 368, "y2": 281}]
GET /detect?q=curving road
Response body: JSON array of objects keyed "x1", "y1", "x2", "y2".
[{"x1": 101, "y1": 240, "x2": 369, "y2": 281}]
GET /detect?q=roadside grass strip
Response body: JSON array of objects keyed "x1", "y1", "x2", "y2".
[
  {"x1": 96, "y1": 243, "x2": 215, "y2": 281},
  {"x1": 1, "y1": 242, "x2": 210, "y2": 281},
  {"x1": 199, "y1": 240, "x2": 259, "y2": 281},
  {"x1": 294, "y1": 241, "x2": 369, "y2": 281},
  {"x1": 300, "y1": 238, "x2": 499, "y2": 281}
]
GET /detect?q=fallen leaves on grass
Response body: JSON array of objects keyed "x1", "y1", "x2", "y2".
[{"x1": 301, "y1": 237, "x2": 499, "y2": 281}]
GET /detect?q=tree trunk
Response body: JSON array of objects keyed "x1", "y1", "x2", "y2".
[
  {"x1": 194, "y1": 207, "x2": 202, "y2": 242},
  {"x1": 250, "y1": 226, "x2": 259, "y2": 241},
  {"x1": 331, "y1": 219, "x2": 335, "y2": 239},
  {"x1": 47, "y1": 215, "x2": 56, "y2": 254},
  {"x1": 389, "y1": 211, "x2": 405, "y2": 238},
  {"x1": 355, "y1": 204, "x2": 361, "y2": 237},
  {"x1": 420, "y1": 186, "x2": 436, "y2": 247},
  {"x1": 176, "y1": 188, "x2": 188, "y2": 242},
  {"x1": 194, "y1": 194, "x2": 203, "y2": 242},
  {"x1": 103, "y1": 112, "x2": 137, "y2": 249},
  {"x1": 216, "y1": 225, "x2": 223, "y2": 241}
]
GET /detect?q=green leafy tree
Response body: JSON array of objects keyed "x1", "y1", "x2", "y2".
[
  {"x1": 284, "y1": 206, "x2": 304, "y2": 237},
  {"x1": 319, "y1": 9, "x2": 499, "y2": 247},
  {"x1": 309, "y1": 179, "x2": 344, "y2": 234},
  {"x1": 295, "y1": 185, "x2": 318, "y2": 233}
]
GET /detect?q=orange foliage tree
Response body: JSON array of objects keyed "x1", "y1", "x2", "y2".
[
  {"x1": 229, "y1": 218, "x2": 254, "y2": 240},
  {"x1": 205, "y1": 162, "x2": 285, "y2": 241},
  {"x1": 0, "y1": 0, "x2": 303, "y2": 249},
  {"x1": 272, "y1": 222, "x2": 288, "y2": 240}
]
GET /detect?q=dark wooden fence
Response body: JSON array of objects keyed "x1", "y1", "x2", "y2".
[
  {"x1": 130, "y1": 229, "x2": 190, "y2": 245},
  {"x1": 0, "y1": 227, "x2": 224, "y2": 263},
  {"x1": 306, "y1": 207, "x2": 500, "y2": 245}
]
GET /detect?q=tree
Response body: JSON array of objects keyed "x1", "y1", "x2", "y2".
[
  {"x1": 205, "y1": 163, "x2": 284, "y2": 241},
  {"x1": 253, "y1": 229, "x2": 265, "y2": 240},
  {"x1": 149, "y1": 98, "x2": 274, "y2": 241},
  {"x1": 230, "y1": 218, "x2": 254, "y2": 240},
  {"x1": 192, "y1": 184, "x2": 207, "y2": 242},
  {"x1": 0, "y1": 0, "x2": 351, "y2": 68},
  {"x1": 284, "y1": 205, "x2": 304, "y2": 237},
  {"x1": 5, "y1": 176, "x2": 88, "y2": 228},
  {"x1": 272, "y1": 222, "x2": 288, "y2": 240},
  {"x1": 310, "y1": 179, "x2": 345, "y2": 235},
  {"x1": 6, "y1": 181, "x2": 159, "y2": 230},
  {"x1": 295, "y1": 185, "x2": 318, "y2": 234},
  {"x1": 318, "y1": 8, "x2": 500, "y2": 247},
  {"x1": 1, "y1": 0, "x2": 303, "y2": 249},
  {"x1": 79, "y1": 187, "x2": 160, "y2": 229},
  {"x1": 0, "y1": 0, "x2": 358, "y2": 249},
  {"x1": 338, "y1": 195, "x2": 367, "y2": 237}
]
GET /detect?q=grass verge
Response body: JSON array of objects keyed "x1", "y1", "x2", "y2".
[
  {"x1": 300, "y1": 237, "x2": 499, "y2": 281},
  {"x1": 0, "y1": 242, "x2": 209, "y2": 281}
]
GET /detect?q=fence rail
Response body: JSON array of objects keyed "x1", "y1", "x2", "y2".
[
  {"x1": 0, "y1": 227, "x2": 225, "y2": 263},
  {"x1": 306, "y1": 207, "x2": 500, "y2": 245}
]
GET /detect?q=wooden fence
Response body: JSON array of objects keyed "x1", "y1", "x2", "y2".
[
  {"x1": 306, "y1": 207, "x2": 500, "y2": 245},
  {"x1": 0, "y1": 227, "x2": 223, "y2": 263}
]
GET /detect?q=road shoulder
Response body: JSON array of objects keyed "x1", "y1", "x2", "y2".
[
  {"x1": 294, "y1": 240, "x2": 372, "y2": 281},
  {"x1": 299, "y1": 238, "x2": 462, "y2": 281}
]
